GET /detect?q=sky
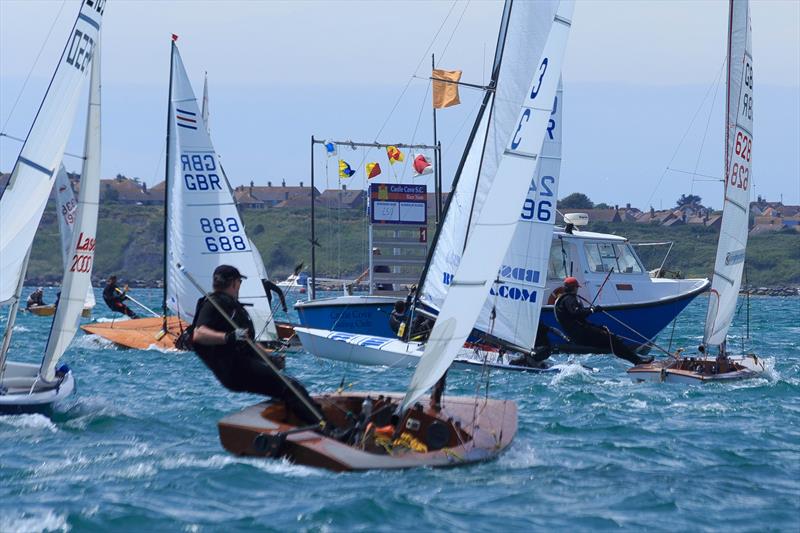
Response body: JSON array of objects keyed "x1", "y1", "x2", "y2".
[{"x1": 1, "y1": 0, "x2": 798, "y2": 209}]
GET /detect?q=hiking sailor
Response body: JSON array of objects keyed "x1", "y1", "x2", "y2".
[
  {"x1": 102, "y1": 275, "x2": 138, "y2": 318},
  {"x1": 554, "y1": 276, "x2": 653, "y2": 365},
  {"x1": 192, "y1": 265, "x2": 324, "y2": 425},
  {"x1": 26, "y1": 287, "x2": 46, "y2": 308}
]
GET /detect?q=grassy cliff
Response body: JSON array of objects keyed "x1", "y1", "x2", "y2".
[{"x1": 27, "y1": 203, "x2": 800, "y2": 287}]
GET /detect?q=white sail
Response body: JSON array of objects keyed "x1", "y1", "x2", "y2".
[
  {"x1": 474, "y1": 81, "x2": 562, "y2": 349},
  {"x1": 0, "y1": 1, "x2": 105, "y2": 304},
  {"x1": 402, "y1": 1, "x2": 574, "y2": 411},
  {"x1": 703, "y1": 0, "x2": 753, "y2": 347},
  {"x1": 165, "y1": 42, "x2": 276, "y2": 340},
  {"x1": 54, "y1": 165, "x2": 96, "y2": 309},
  {"x1": 420, "y1": 0, "x2": 558, "y2": 314},
  {"x1": 41, "y1": 39, "x2": 102, "y2": 382}
]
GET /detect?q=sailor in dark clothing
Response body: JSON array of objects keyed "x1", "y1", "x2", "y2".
[
  {"x1": 102, "y1": 275, "x2": 138, "y2": 318},
  {"x1": 509, "y1": 322, "x2": 554, "y2": 368},
  {"x1": 193, "y1": 265, "x2": 324, "y2": 426},
  {"x1": 26, "y1": 287, "x2": 46, "y2": 308},
  {"x1": 261, "y1": 279, "x2": 288, "y2": 312},
  {"x1": 554, "y1": 276, "x2": 653, "y2": 365},
  {"x1": 389, "y1": 300, "x2": 407, "y2": 335}
]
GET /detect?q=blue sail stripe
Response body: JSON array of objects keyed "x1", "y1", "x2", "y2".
[
  {"x1": 177, "y1": 123, "x2": 198, "y2": 130},
  {"x1": 175, "y1": 108, "x2": 196, "y2": 116},
  {"x1": 78, "y1": 13, "x2": 100, "y2": 31}
]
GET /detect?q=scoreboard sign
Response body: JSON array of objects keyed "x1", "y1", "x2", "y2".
[{"x1": 369, "y1": 184, "x2": 427, "y2": 225}]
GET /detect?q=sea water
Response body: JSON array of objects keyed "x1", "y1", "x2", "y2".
[{"x1": 1, "y1": 288, "x2": 798, "y2": 532}]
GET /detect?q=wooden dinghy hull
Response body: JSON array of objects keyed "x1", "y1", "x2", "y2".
[
  {"x1": 627, "y1": 354, "x2": 765, "y2": 384},
  {"x1": 218, "y1": 392, "x2": 517, "y2": 472},
  {"x1": 81, "y1": 316, "x2": 188, "y2": 350},
  {"x1": 27, "y1": 305, "x2": 91, "y2": 318},
  {"x1": 0, "y1": 362, "x2": 75, "y2": 415}
]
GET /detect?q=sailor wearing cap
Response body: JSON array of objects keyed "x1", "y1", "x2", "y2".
[{"x1": 191, "y1": 265, "x2": 323, "y2": 425}]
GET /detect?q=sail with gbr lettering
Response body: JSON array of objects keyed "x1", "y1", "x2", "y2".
[
  {"x1": 165, "y1": 41, "x2": 276, "y2": 340},
  {"x1": 402, "y1": 0, "x2": 574, "y2": 411},
  {"x1": 41, "y1": 40, "x2": 102, "y2": 381},
  {"x1": 703, "y1": 0, "x2": 753, "y2": 347},
  {"x1": 55, "y1": 165, "x2": 97, "y2": 309}
]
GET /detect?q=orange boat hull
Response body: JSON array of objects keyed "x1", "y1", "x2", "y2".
[{"x1": 81, "y1": 316, "x2": 187, "y2": 350}]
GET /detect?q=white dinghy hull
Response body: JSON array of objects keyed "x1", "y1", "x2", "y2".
[
  {"x1": 627, "y1": 354, "x2": 765, "y2": 384},
  {"x1": 0, "y1": 362, "x2": 75, "y2": 414},
  {"x1": 294, "y1": 327, "x2": 559, "y2": 373}
]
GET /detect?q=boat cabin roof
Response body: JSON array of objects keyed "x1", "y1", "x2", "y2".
[{"x1": 553, "y1": 227, "x2": 628, "y2": 242}]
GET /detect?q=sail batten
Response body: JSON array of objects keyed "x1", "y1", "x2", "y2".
[{"x1": 402, "y1": 0, "x2": 574, "y2": 411}]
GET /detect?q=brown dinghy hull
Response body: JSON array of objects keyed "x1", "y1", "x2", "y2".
[
  {"x1": 218, "y1": 392, "x2": 517, "y2": 472},
  {"x1": 81, "y1": 316, "x2": 187, "y2": 350},
  {"x1": 627, "y1": 354, "x2": 766, "y2": 383},
  {"x1": 28, "y1": 305, "x2": 91, "y2": 318}
]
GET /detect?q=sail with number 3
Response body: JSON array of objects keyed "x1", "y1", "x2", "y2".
[
  {"x1": 402, "y1": 0, "x2": 574, "y2": 410},
  {"x1": 703, "y1": 0, "x2": 753, "y2": 348}
]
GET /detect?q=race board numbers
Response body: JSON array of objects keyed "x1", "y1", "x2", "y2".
[{"x1": 199, "y1": 217, "x2": 248, "y2": 253}]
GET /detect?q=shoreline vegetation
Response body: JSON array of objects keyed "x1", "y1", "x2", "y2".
[{"x1": 25, "y1": 202, "x2": 799, "y2": 291}]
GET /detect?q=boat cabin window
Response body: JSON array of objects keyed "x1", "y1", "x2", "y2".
[
  {"x1": 584, "y1": 242, "x2": 644, "y2": 274},
  {"x1": 548, "y1": 239, "x2": 576, "y2": 279}
]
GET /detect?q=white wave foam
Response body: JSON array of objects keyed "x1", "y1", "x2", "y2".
[
  {"x1": 12, "y1": 325, "x2": 30, "y2": 332},
  {"x1": 162, "y1": 453, "x2": 321, "y2": 477},
  {"x1": 549, "y1": 360, "x2": 595, "y2": 386},
  {"x1": 145, "y1": 343, "x2": 180, "y2": 354},
  {"x1": 0, "y1": 510, "x2": 70, "y2": 533},
  {"x1": 93, "y1": 316, "x2": 130, "y2": 323},
  {"x1": 115, "y1": 462, "x2": 158, "y2": 479},
  {"x1": 0, "y1": 414, "x2": 57, "y2": 433},
  {"x1": 71, "y1": 334, "x2": 117, "y2": 351},
  {"x1": 498, "y1": 441, "x2": 542, "y2": 469}
]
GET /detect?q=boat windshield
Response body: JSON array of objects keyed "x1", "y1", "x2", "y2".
[{"x1": 584, "y1": 242, "x2": 644, "y2": 274}]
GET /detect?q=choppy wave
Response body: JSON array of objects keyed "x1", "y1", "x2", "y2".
[
  {"x1": 0, "y1": 414, "x2": 58, "y2": 433},
  {"x1": 0, "y1": 510, "x2": 69, "y2": 533}
]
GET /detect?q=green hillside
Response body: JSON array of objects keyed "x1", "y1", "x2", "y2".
[{"x1": 26, "y1": 203, "x2": 800, "y2": 287}]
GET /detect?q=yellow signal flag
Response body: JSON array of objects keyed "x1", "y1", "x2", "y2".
[{"x1": 432, "y1": 69, "x2": 462, "y2": 109}]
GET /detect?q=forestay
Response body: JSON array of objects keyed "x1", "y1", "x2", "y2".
[
  {"x1": 703, "y1": 0, "x2": 753, "y2": 347},
  {"x1": 474, "y1": 81, "x2": 562, "y2": 348},
  {"x1": 402, "y1": 1, "x2": 574, "y2": 411},
  {"x1": 419, "y1": 0, "x2": 558, "y2": 319},
  {"x1": 55, "y1": 165, "x2": 97, "y2": 308},
  {"x1": 41, "y1": 41, "x2": 102, "y2": 382},
  {"x1": 165, "y1": 42, "x2": 276, "y2": 340},
  {"x1": 0, "y1": 0, "x2": 105, "y2": 304}
]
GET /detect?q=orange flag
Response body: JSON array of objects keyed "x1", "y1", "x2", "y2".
[{"x1": 432, "y1": 69, "x2": 462, "y2": 109}]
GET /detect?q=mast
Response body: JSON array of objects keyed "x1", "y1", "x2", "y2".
[
  {"x1": 310, "y1": 135, "x2": 317, "y2": 300},
  {"x1": 162, "y1": 38, "x2": 176, "y2": 329},
  {"x1": 411, "y1": 0, "x2": 512, "y2": 313}
]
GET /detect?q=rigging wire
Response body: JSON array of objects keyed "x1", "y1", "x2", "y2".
[
  {"x1": 437, "y1": 0, "x2": 471, "y2": 66},
  {"x1": 0, "y1": 0, "x2": 68, "y2": 136},
  {"x1": 644, "y1": 56, "x2": 727, "y2": 209},
  {"x1": 689, "y1": 60, "x2": 726, "y2": 197}
]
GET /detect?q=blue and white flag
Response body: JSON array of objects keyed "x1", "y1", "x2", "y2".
[{"x1": 324, "y1": 141, "x2": 337, "y2": 157}]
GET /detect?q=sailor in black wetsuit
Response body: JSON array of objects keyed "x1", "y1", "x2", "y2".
[
  {"x1": 554, "y1": 276, "x2": 652, "y2": 365},
  {"x1": 102, "y1": 276, "x2": 138, "y2": 318},
  {"x1": 192, "y1": 265, "x2": 323, "y2": 425},
  {"x1": 26, "y1": 287, "x2": 46, "y2": 308}
]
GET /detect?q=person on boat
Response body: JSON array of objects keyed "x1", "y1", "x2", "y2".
[
  {"x1": 509, "y1": 322, "x2": 554, "y2": 368},
  {"x1": 26, "y1": 287, "x2": 46, "y2": 308},
  {"x1": 554, "y1": 276, "x2": 653, "y2": 365},
  {"x1": 261, "y1": 278, "x2": 288, "y2": 312},
  {"x1": 351, "y1": 248, "x2": 393, "y2": 293},
  {"x1": 192, "y1": 265, "x2": 324, "y2": 426},
  {"x1": 102, "y1": 275, "x2": 138, "y2": 318}
]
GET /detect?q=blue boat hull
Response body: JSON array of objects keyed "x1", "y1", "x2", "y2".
[{"x1": 295, "y1": 288, "x2": 705, "y2": 352}]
